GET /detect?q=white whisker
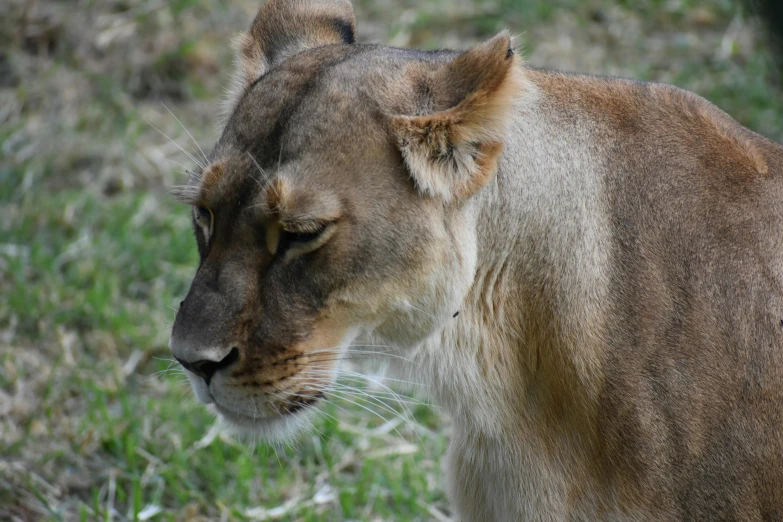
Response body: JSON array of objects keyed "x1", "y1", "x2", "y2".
[
  {"x1": 246, "y1": 152, "x2": 267, "y2": 189},
  {"x1": 302, "y1": 369, "x2": 424, "y2": 406},
  {"x1": 323, "y1": 388, "x2": 407, "y2": 440},
  {"x1": 328, "y1": 383, "x2": 415, "y2": 425},
  {"x1": 306, "y1": 371, "x2": 426, "y2": 445},
  {"x1": 296, "y1": 368, "x2": 424, "y2": 439},
  {"x1": 145, "y1": 118, "x2": 206, "y2": 170},
  {"x1": 402, "y1": 301, "x2": 439, "y2": 320},
  {"x1": 306, "y1": 345, "x2": 414, "y2": 364},
  {"x1": 164, "y1": 157, "x2": 190, "y2": 171},
  {"x1": 163, "y1": 102, "x2": 209, "y2": 166}
]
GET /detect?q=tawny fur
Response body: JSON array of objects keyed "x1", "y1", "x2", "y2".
[{"x1": 170, "y1": 1, "x2": 783, "y2": 520}]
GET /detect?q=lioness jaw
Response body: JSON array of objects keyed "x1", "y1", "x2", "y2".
[{"x1": 168, "y1": 0, "x2": 783, "y2": 519}]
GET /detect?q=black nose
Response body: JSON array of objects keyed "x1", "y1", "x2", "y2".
[{"x1": 176, "y1": 348, "x2": 239, "y2": 385}]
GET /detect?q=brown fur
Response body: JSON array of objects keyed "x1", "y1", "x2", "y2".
[{"x1": 170, "y1": 1, "x2": 783, "y2": 520}]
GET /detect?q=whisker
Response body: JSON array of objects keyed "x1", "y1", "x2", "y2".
[
  {"x1": 250, "y1": 395, "x2": 259, "y2": 421},
  {"x1": 334, "y1": 371, "x2": 425, "y2": 443},
  {"x1": 304, "y1": 346, "x2": 414, "y2": 364},
  {"x1": 341, "y1": 372, "x2": 422, "y2": 388},
  {"x1": 164, "y1": 157, "x2": 190, "y2": 171},
  {"x1": 246, "y1": 152, "x2": 267, "y2": 190},
  {"x1": 294, "y1": 353, "x2": 413, "y2": 365},
  {"x1": 401, "y1": 301, "x2": 439, "y2": 320},
  {"x1": 268, "y1": 349, "x2": 429, "y2": 438},
  {"x1": 277, "y1": 136, "x2": 284, "y2": 172},
  {"x1": 306, "y1": 392, "x2": 358, "y2": 425},
  {"x1": 322, "y1": 388, "x2": 407, "y2": 440},
  {"x1": 316, "y1": 408, "x2": 342, "y2": 430},
  {"x1": 328, "y1": 382, "x2": 415, "y2": 422},
  {"x1": 335, "y1": 369, "x2": 423, "y2": 401},
  {"x1": 308, "y1": 343, "x2": 401, "y2": 352},
  {"x1": 163, "y1": 102, "x2": 209, "y2": 166},
  {"x1": 305, "y1": 372, "x2": 427, "y2": 444},
  {"x1": 271, "y1": 443, "x2": 282, "y2": 467},
  {"x1": 145, "y1": 118, "x2": 206, "y2": 170},
  {"x1": 327, "y1": 384, "x2": 402, "y2": 417},
  {"x1": 153, "y1": 364, "x2": 173, "y2": 378},
  {"x1": 156, "y1": 365, "x2": 187, "y2": 379},
  {"x1": 299, "y1": 368, "x2": 421, "y2": 414},
  {"x1": 302, "y1": 370, "x2": 424, "y2": 405}
]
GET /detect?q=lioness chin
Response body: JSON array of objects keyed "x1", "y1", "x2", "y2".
[{"x1": 169, "y1": 1, "x2": 783, "y2": 520}]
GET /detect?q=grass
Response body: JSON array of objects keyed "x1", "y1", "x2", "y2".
[{"x1": 1, "y1": 0, "x2": 782, "y2": 520}]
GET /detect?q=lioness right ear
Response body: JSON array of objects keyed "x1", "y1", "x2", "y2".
[
  {"x1": 222, "y1": 0, "x2": 357, "y2": 120},
  {"x1": 390, "y1": 33, "x2": 525, "y2": 202}
]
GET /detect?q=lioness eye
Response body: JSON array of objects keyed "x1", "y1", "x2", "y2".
[
  {"x1": 274, "y1": 223, "x2": 335, "y2": 259},
  {"x1": 195, "y1": 206, "x2": 210, "y2": 224},
  {"x1": 194, "y1": 206, "x2": 213, "y2": 244},
  {"x1": 280, "y1": 226, "x2": 325, "y2": 246}
]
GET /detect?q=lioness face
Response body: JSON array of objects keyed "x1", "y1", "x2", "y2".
[{"x1": 169, "y1": 0, "x2": 521, "y2": 439}]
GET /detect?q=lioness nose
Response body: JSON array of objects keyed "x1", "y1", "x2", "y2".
[{"x1": 175, "y1": 347, "x2": 239, "y2": 385}]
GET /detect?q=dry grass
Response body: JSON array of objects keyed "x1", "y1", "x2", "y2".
[{"x1": 1, "y1": 0, "x2": 782, "y2": 520}]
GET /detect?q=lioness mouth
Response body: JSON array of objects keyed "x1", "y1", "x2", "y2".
[
  {"x1": 281, "y1": 392, "x2": 326, "y2": 415},
  {"x1": 213, "y1": 388, "x2": 327, "y2": 428}
]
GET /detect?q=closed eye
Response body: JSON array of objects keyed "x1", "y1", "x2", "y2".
[
  {"x1": 280, "y1": 227, "x2": 325, "y2": 246},
  {"x1": 276, "y1": 222, "x2": 335, "y2": 260}
]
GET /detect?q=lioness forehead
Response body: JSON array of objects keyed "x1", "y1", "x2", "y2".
[
  {"x1": 178, "y1": 45, "x2": 458, "y2": 217},
  {"x1": 216, "y1": 45, "x2": 456, "y2": 170}
]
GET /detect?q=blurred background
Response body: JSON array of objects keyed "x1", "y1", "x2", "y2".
[{"x1": 1, "y1": 0, "x2": 782, "y2": 520}]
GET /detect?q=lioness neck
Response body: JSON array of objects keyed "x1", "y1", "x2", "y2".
[
  {"x1": 420, "y1": 68, "x2": 611, "y2": 430},
  {"x1": 412, "y1": 68, "x2": 617, "y2": 518}
]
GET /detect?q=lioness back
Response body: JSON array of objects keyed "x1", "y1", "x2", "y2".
[
  {"x1": 169, "y1": 1, "x2": 783, "y2": 520},
  {"x1": 520, "y1": 70, "x2": 783, "y2": 519}
]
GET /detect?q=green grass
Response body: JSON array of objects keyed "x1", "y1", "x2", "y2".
[
  {"x1": 2, "y1": 0, "x2": 782, "y2": 519},
  {"x1": 1, "y1": 192, "x2": 189, "y2": 341}
]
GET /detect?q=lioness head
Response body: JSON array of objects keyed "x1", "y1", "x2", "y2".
[{"x1": 170, "y1": 0, "x2": 524, "y2": 440}]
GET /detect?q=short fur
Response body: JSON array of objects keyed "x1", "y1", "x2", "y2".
[{"x1": 170, "y1": 1, "x2": 783, "y2": 520}]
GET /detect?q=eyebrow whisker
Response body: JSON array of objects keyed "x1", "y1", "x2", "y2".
[
  {"x1": 145, "y1": 118, "x2": 207, "y2": 171},
  {"x1": 163, "y1": 102, "x2": 209, "y2": 167},
  {"x1": 246, "y1": 151, "x2": 267, "y2": 189}
]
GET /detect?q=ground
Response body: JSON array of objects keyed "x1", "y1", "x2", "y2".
[{"x1": 1, "y1": 0, "x2": 782, "y2": 520}]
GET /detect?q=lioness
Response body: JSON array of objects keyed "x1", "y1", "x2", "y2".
[{"x1": 169, "y1": 0, "x2": 783, "y2": 519}]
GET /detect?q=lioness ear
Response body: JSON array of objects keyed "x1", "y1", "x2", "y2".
[
  {"x1": 223, "y1": 0, "x2": 357, "y2": 119},
  {"x1": 390, "y1": 33, "x2": 524, "y2": 202}
]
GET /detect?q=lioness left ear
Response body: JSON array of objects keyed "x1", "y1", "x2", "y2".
[
  {"x1": 390, "y1": 33, "x2": 524, "y2": 202},
  {"x1": 223, "y1": 0, "x2": 357, "y2": 120}
]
